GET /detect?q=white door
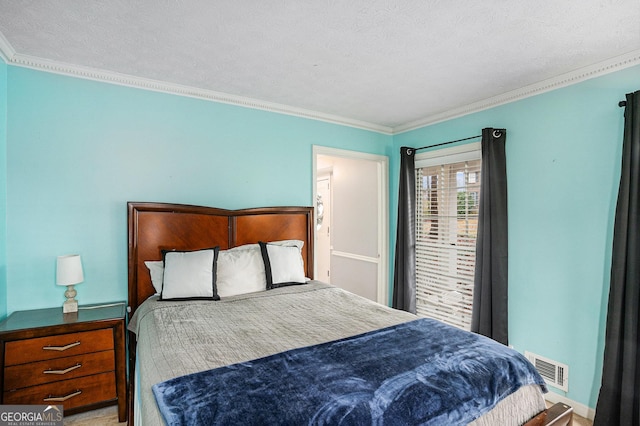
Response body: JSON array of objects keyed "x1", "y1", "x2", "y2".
[
  {"x1": 313, "y1": 147, "x2": 388, "y2": 305},
  {"x1": 316, "y1": 176, "x2": 332, "y2": 283}
]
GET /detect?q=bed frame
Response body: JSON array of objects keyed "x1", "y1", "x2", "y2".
[
  {"x1": 127, "y1": 202, "x2": 314, "y2": 316},
  {"x1": 126, "y1": 201, "x2": 572, "y2": 426}
]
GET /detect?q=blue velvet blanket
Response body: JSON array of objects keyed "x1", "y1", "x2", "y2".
[{"x1": 152, "y1": 318, "x2": 546, "y2": 425}]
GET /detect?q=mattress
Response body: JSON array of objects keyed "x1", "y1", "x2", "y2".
[{"x1": 128, "y1": 281, "x2": 546, "y2": 425}]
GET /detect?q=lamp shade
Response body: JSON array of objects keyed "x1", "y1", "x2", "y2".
[{"x1": 56, "y1": 255, "x2": 84, "y2": 286}]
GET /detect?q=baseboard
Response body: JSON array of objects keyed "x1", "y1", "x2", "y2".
[{"x1": 545, "y1": 392, "x2": 595, "y2": 421}]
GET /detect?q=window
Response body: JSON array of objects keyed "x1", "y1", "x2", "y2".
[{"x1": 415, "y1": 143, "x2": 481, "y2": 330}]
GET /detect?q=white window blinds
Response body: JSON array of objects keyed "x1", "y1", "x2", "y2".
[{"x1": 415, "y1": 144, "x2": 481, "y2": 330}]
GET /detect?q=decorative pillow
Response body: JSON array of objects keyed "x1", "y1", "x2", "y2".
[
  {"x1": 259, "y1": 241, "x2": 306, "y2": 289},
  {"x1": 216, "y1": 244, "x2": 266, "y2": 298},
  {"x1": 144, "y1": 260, "x2": 164, "y2": 294},
  {"x1": 160, "y1": 248, "x2": 219, "y2": 301}
]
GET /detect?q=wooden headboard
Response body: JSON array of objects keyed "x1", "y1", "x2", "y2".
[{"x1": 127, "y1": 202, "x2": 314, "y2": 316}]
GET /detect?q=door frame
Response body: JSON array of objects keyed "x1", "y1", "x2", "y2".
[{"x1": 312, "y1": 146, "x2": 389, "y2": 305}]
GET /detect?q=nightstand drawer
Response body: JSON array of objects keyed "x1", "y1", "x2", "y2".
[
  {"x1": 3, "y1": 371, "x2": 116, "y2": 410},
  {"x1": 4, "y1": 329, "x2": 114, "y2": 365},
  {"x1": 4, "y1": 350, "x2": 115, "y2": 391}
]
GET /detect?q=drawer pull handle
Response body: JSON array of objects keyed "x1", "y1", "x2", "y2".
[
  {"x1": 43, "y1": 390, "x2": 82, "y2": 402},
  {"x1": 42, "y1": 341, "x2": 81, "y2": 352},
  {"x1": 44, "y1": 363, "x2": 82, "y2": 375}
]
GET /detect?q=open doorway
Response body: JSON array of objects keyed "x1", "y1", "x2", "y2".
[{"x1": 312, "y1": 146, "x2": 388, "y2": 305}]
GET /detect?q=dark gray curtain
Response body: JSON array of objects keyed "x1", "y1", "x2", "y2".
[
  {"x1": 392, "y1": 147, "x2": 416, "y2": 314},
  {"x1": 471, "y1": 128, "x2": 509, "y2": 345},
  {"x1": 594, "y1": 91, "x2": 640, "y2": 426}
]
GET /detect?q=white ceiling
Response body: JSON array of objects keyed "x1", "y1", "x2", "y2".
[{"x1": 0, "y1": 1, "x2": 639, "y2": 133}]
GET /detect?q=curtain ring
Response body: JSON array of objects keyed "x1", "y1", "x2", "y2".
[{"x1": 492, "y1": 130, "x2": 502, "y2": 138}]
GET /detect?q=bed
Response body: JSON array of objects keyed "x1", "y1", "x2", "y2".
[{"x1": 126, "y1": 202, "x2": 573, "y2": 426}]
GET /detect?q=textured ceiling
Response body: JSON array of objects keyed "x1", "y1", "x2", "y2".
[{"x1": 0, "y1": 1, "x2": 639, "y2": 132}]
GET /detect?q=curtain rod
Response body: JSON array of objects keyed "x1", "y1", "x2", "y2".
[
  {"x1": 415, "y1": 134, "x2": 482, "y2": 152},
  {"x1": 619, "y1": 101, "x2": 626, "y2": 107}
]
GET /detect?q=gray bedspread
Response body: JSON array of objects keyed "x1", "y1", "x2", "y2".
[{"x1": 129, "y1": 281, "x2": 545, "y2": 425}]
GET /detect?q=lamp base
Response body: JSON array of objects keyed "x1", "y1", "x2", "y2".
[
  {"x1": 63, "y1": 299, "x2": 78, "y2": 313},
  {"x1": 63, "y1": 285, "x2": 79, "y2": 313}
]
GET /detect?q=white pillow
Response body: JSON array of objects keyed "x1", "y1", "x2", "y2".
[
  {"x1": 270, "y1": 240, "x2": 304, "y2": 250},
  {"x1": 144, "y1": 260, "x2": 164, "y2": 294},
  {"x1": 259, "y1": 242, "x2": 306, "y2": 289},
  {"x1": 216, "y1": 244, "x2": 266, "y2": 298},
  {"x1": 161, "y1": 248, "x2": 219, "y2": 300}
]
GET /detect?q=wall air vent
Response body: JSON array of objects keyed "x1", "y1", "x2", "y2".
[{"x1": 525, "y1": 351, "x2": 569, "y2": 392}]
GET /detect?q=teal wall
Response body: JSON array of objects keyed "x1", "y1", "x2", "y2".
[
  {"x1": 0, "y1": 58, "x2": 7, "y2": 320},
  {"x1": 393, "y1": 64, "x2": 640, "y2": 410},
  {"x1": 4, "y1": 67, "x2": 392, "y2": 313}
]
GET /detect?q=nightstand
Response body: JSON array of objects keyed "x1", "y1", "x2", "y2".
[{"x1": 0, "y1": 302, "x2": 127, "y2": 423}]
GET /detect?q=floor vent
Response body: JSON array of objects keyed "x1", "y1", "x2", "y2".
[{"x1": 525, "y1": 351, "x2": 569, "y2": 392}]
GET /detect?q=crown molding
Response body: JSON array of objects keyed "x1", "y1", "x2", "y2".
[
  {"x1": 393, "y1": 49, "x2": 640, "y2": 134},
  {"x1": 1, "y1": 26, "x2": 638, "y2": 137},
  {"x1": 5, "y1": 50, "x2": 393, "y2": 135},
  {"x1": 0, "y1": 31, "x2": 16, "y2": 62}
]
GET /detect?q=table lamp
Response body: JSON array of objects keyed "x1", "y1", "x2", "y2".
[{"x1": 56, "y1": 254, "x2": 84, "y2": 313}]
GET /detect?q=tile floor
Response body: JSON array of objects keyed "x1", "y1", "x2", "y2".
[{"x1": 64, "y1": 406, "x2": 125, "y2": 425}]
